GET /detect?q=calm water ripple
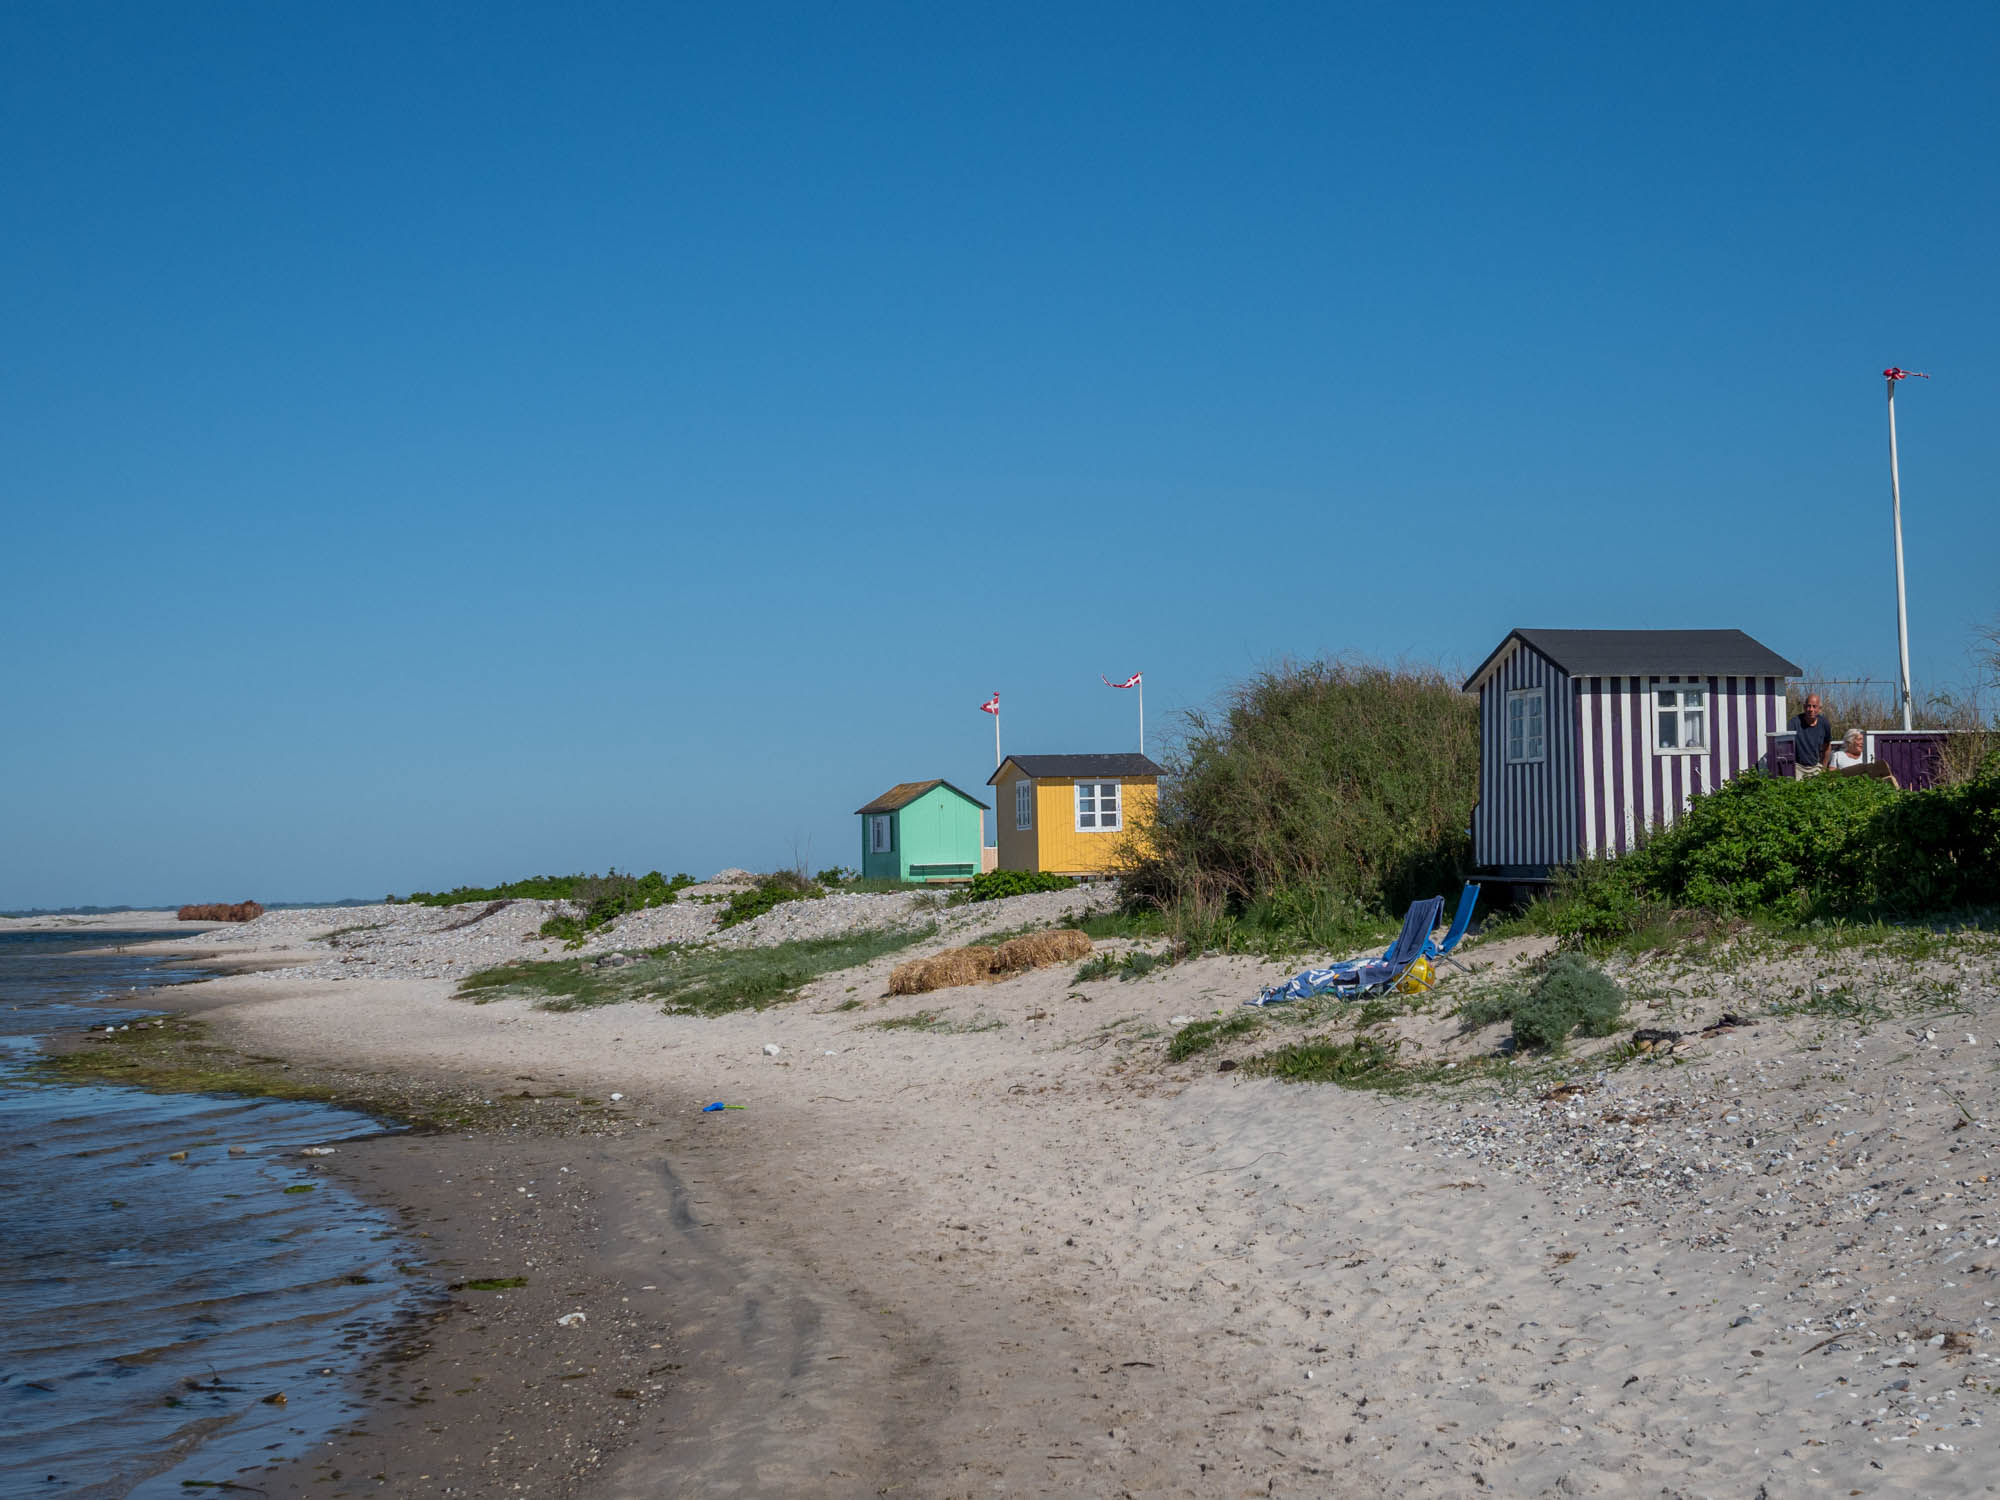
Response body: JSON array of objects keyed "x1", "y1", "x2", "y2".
[{"x1": 0, "y1": 932, "x2": 420, "y2": 1498}]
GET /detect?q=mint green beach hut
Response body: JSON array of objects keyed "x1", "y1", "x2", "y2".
[{"x1": 854, "y1": 780, "x2": 989, "y2": 883}]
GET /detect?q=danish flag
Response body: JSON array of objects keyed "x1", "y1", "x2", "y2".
[
  {"x1": 978, "y1": 693, "x2": 1000, "y2": 715},
  {"x1": 1101, "y1": 671, "x2": 1142, "y2": 689},
  {"x1": 1883, "y1": 368, "x2": 1930, "y2": 381}
]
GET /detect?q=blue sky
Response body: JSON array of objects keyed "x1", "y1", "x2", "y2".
[{"x1": 3, "y1": 2, "x2": 1995, "y2": 907}]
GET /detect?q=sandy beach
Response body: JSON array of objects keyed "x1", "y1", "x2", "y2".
[{"x1": 34, "y1": 894, "x2": 2000, "y2": 1498}]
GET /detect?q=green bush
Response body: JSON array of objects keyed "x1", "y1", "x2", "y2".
[
  {"x1": 1165, "y1": 1012, "x2": 1262, "y2": 1061},
  {"x1": 963, "y1": 870, "x2": 1077, "y2": 903},
  {"x1": 1527, "y1": 757, "x2": 2000, "y2": 942},
  {"x1": 715, "y1": 872, "x2": 826, "y2": 930},
  {"x1": 1641, "y1": 771, "x2": 1894, "y2": 918},
  {"x1": 1859, "y1": 755, "x2": 2000, "y2": 912},
  {"x1": 1124, "y1": 660, "x2": 1478, "y2": 949},
  {"x1": 535, "y1": 870, "x2": 695, "y2": 943},
  {"x1": 1457, "y1": 955, "x2": 1625, "y2": 1052},
  {"x1": 1509, "y1": 955, "x2": 1626, "y2": 1051}
]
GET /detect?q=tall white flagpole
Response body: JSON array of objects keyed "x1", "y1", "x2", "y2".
[
  {"x1": 1138, "y1": 676, "x2": 1144, "y2": 756},
  {"x1": 1884, "y1": 367, "x2": 1925, "y2": 731},
  {"x1": 995, "y1": 703, "x2": 1001, "y2": 767}
]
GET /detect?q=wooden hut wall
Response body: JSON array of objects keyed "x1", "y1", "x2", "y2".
[
  {"x1": 1473, "y1": 642, "x2": 1578, "y2": 869},
  {"x1": 1575, "y1": 674, "x2": 1786, "y2": 856}
]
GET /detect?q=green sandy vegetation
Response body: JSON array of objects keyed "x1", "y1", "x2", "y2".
[
  {"x1": 1515, "y1": 756, "x2": 2000, "y2": 951},
  {"x1": 1118, "y1": 660, "x2": 1477, "y2": 958},
  {"x1": 458, "y1": 925, "x2": 936, "y2": 1015},
  {"x1": 35, "y1": 1015, "x2": 556, "y2": 1132}
]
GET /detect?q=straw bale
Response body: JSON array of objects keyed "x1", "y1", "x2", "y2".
[
  {"x1": 991, "y1": 929, "x2": 1093, "y2": 972},
  {"x1": 888, "y1": 946, "x2": 999, "y2": 995}
]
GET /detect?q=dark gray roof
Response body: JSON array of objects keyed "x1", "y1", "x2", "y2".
[
  {"x1": 1464, "y1": 629, "x2": 1803, "y2": 691},
  {"x1": 853, "y1": 779, "x2": 989, "y2": 815},
  {"x1": 987, "y1": 753, "x2": 1166, "y2": 785}
]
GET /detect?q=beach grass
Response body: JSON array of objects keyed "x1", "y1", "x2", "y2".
[{"x1": 458, "y1": 925, "x2": 936, "y2": 1015}]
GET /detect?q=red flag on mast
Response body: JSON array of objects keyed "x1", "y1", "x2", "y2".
[
  {"x1": 1883, "y1": 368, "x2": 1930, "y2": 381},
  {"x1": 1101, "y1": 671, "x2": 1142, "y2": 689},
  {"x1": 978, "y1": 693, "x2": 1000, "y2": 715}
]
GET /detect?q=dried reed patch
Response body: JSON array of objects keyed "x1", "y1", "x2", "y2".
[{"x1": 177, "y1": 901, "x2": 265, "y2": 922}]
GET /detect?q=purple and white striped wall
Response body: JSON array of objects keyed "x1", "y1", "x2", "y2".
[
  {"x1": 1472, "y1": 640, "x2": 1577, "y2": 869},
  {"x1": 1574, "y1": 674, "x2": 1787, "y2": 857}
]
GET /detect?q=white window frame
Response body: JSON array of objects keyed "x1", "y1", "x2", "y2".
[
  {"x1": 869, "y1": 814, "x2": 892, "y2": 854},
  {"x1": 1074, "y1": 780, "x2": 1122, "y2": 832},
  {"x1": 1653, "y1": 683, "x2": 1710, "y2": 754},
  {"x1": 1014, "y1": 779, "x2": 1033, "y2": 832},
  {"x1": 1504, "y1": 688, "x2": 1546, "y2": 765}
]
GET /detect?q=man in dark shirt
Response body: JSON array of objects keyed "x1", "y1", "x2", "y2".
[{"x1": 1789, "y1": 693, "x2": 1833, "y2": 772}]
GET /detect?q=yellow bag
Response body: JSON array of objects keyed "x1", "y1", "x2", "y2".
[{"x1": 1396, "y1": 957, "x2": 1435, "y2": 994}]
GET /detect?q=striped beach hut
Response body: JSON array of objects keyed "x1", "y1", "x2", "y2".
[{"x1": 1463, "y1": 629, "x2": 1802, "y2": 877}]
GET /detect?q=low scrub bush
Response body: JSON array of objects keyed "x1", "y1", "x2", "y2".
[
  {"x1": 404, "y1": 870, "x2": 692, "y2": 911},
  {"x1": 1457, "y1": 955, "x2": 1626, "y2": 1053},
  {"x1": 1240, "y1": 1035, "x2": 1407, "y2": 1087},
  {"x1": 537, "y1": 870, "x2": 696, "y2": 943},
  {"x1": 963, "y1": 870, "x2": 1078, "y2": 903},
  {"x1": 716, "y1": 872, "x2": 825, "y2": 930}
]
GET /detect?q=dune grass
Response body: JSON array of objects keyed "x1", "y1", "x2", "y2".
[{"x1": 458, "y1": 925, "x2": 935, "y2": 1015}]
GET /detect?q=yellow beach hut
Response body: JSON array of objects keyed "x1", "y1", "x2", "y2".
[{"x1": 986, "y1": 753, "x2": 1163, "y2": 875}]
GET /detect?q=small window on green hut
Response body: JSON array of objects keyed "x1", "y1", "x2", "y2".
[{"x1": 870, "y1": 815, "x2": 893, "y2": 853}]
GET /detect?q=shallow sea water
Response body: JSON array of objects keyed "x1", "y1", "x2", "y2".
[{"x1": 0, "y1": 931, "x2": 420, "y2": 1498}]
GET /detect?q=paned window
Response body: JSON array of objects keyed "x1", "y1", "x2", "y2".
[
  {"x1": 1505, "y1": 689, "x2": 1546, "y2": 764},
  {"x1": 1014, "y1": 779, "x2": 1033, "y2": 831},
  {"x1": 1075, "y1": 781, "x2": 1122, "y2": 831},
  {"x1": 869, "y1": 815, "x2": 893, "y2": 854},
  {"x1": 1655, "y1": 685, "x2": 1709, "y2": 751}
]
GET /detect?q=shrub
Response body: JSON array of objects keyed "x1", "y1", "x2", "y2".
[
  {"x1": 534, "y1": 870, "x2": 695, "y2": 942},
  {"x1": 963, "y1": 870, "x2": 1077, "y2": 903},
  {"x1": 1508, "y1": 955, "x2": 1626, "y2": 1051},
  {"x1": 1458, "y1": 955, "x2": 1625, "y2": 1052},
  {"x1": 1859, "y1": 754, "x2": 2000, "y2": 911},
  {"x1": 715, "y1": 872, "x2": 826, "y2": 930},
  {"x1": 1123, "y1": 660, "x2": 1478, "y2": 949},
  {"x1": 1239, "y1": 1035, "x2": 1407, "y2": 1087},
  {"x1": 1641, "y1": 771, "x2": 1894, "y2": 918},
  {"x1": 404, "y1": 871, "x2": 692, "y2": 910}
]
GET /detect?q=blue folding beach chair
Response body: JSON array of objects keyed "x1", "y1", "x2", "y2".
[
  {"x1": 1423, "y1": 881, "x2": 1480, "y2": 971},
  {"x1": 1249, "y1": 895, "x2": 1445, "y2": 1006}
]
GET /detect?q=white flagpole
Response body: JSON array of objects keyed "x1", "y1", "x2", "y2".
[
  {"x1": 1138, "y1": 676, "x2": 1144, "y2": 756},
  {"x1": 1886, "y1": 374, "x2": 1915, "y2": 731},
  {"x1": 994, "y1": 704, "x2": 1002, "y2": 768}
]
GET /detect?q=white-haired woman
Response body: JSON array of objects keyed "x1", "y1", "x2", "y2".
[{"x1": 1829, "y1": 728, "x2": 1867, "y2": 771}]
